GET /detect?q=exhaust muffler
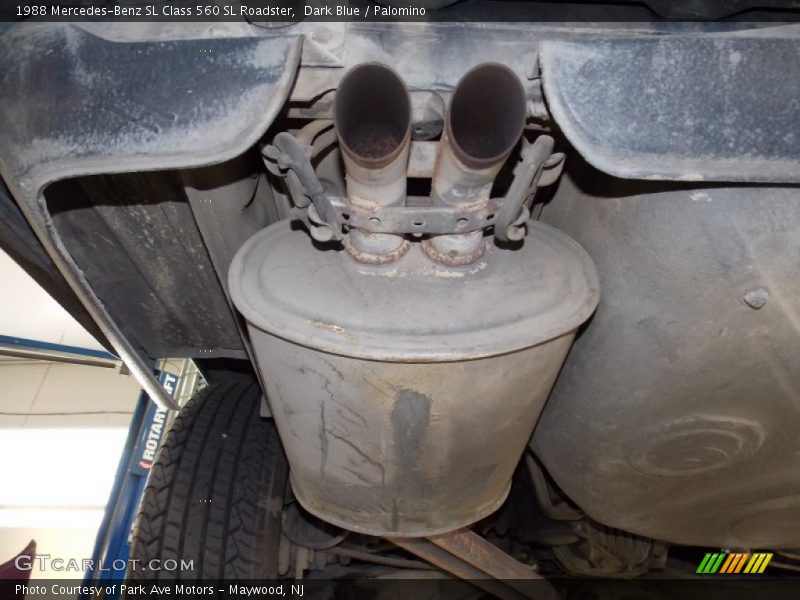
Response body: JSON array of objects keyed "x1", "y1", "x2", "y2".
[{"x1": 231, "y1": 62, "x2": 599, "y2": 537}]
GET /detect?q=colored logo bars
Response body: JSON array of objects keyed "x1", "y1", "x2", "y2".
[{"x1": 696, "y1": 552, "x2": 773, "y2": 574}]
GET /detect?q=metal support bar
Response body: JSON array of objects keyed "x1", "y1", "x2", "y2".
[
  {"x1": 0, "y1": 335, "x2": 120, "y2": 369},
  {"x1": 429, "y1": 529, "x2": 560, "y2": 600},
  {"x1": 388, "y1": 537, "x2": 526, "y2": 600}
]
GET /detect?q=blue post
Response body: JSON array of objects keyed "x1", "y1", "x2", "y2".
[{"x1": 80, "y1": 370, "x2": 178, "y2": 598}]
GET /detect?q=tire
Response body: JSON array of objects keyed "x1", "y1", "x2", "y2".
[{"x1": 129, "y1": 380, "x2": 288, "y2": 580}]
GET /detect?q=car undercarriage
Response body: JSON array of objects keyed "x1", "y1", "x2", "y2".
[{"x1": 1, "y1": 4, "x2": 799, "y2": 593}]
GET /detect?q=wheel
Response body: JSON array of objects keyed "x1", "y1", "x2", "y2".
[{"x1": 129, "y1": 380, "x2": 288, "y2": 579}]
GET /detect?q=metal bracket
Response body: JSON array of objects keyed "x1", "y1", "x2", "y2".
[
  {"x1": 267, "y1": 131, "x2": 559, "y2": 241},
  {"x1": 495, "y1": 135, "x2": 555, "y2": 243},
  {"x1": 263, "y1": 132, "x2": 343, "y2": 242},
  {"x1": 337, "y1": 196, "x2": 502, "y2": 235}
]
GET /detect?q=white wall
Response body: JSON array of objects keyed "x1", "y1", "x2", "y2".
[
  {"x1": 0, "y1": 249, "x2": 104, "y2": 350},
  {"x1": 0, "y1": 428, "x2": 130, "y2": 579},
  {"x1": 0, "y1": 359, "x2": 142, "y2": 428},
  {"x1": 0, "y1": 248, "x2": 141, "y2": 576}
]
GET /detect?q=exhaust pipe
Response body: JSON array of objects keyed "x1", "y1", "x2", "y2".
[
  {"x1": 426, "y1": 63, "x2": 527, "y2": 263},
  {"x1": 435, "y1": 62, "x2": 526, "y2": 203},
  {"x1": 334, "y1": 63, "x2": 412, "y2": 261}
]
